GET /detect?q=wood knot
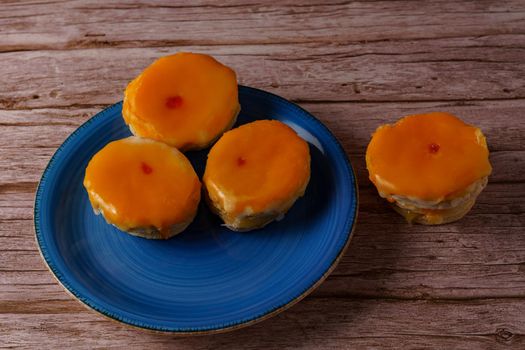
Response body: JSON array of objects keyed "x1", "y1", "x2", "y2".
[
  {"x1": 496, "y1": 328, "x2": 514, "y2": 343},
  {"x1": 0, "y1": 98, "x2": 16, "y2": 109}
]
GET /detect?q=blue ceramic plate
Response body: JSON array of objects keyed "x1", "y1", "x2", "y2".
[{"x1": 34, "y1": 86, "x2": 358, "y2": 334}]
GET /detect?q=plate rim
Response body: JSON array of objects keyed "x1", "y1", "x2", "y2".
[{"x1": 33, "y1": 85, "x2": 359, "y2": 334}]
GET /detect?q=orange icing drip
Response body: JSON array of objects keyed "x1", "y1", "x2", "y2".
[
  {"x1": 123, "y1": 52, "x2": 239, "y2": 150},
  {"x1": 203, "y1": 120, "x2": 310, "y2": 214},
  {"x1": 366, "y1": 112, "x2": 492, "y2": 200},
  {"x1": 83, "y1": 137, "x2": 201, "y2": 230}
]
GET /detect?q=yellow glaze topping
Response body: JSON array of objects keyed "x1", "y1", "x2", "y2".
[
  {"x1": 204, "y1": 120, "x2": 310, "y2": 215},
  {"x1": 123, "y1": 52, "x2": 239, "y2": 150},
  {"x1": 366, "y1": 112, "x2": 492, "y2": 200},
  {"x1": 83, "y1": 137, "x2": 201, "y2": 233}
]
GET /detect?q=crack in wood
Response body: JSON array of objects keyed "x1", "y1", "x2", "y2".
[
  {"x1": 1, "y1": 96, "x2": 525, "y2": 112},
  {"x1": 2, "y1": 33, "x2": 525, "y2": 55},
  {"x1": 292, "y1": 97, "x2": 525, "y2": 104},
  {"x1": 310, "y1": 295, "x2": 525, "y2": 302},
  {"x1": 0, "y1": 182, "x2": 37, "y2": 194}
]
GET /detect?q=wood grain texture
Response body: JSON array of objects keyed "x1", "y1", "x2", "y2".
[
  {"x1": 2, "y1": 298, "x2": 525, "y2": 349},
  {"x1": 1, "y1": 0, "x2": 524, "y2": 348}
]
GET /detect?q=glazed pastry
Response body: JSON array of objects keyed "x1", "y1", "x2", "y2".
[
  {"x1": 366, "y1": 112, "x2": 492, "y2": 225},
  {"x1": 123, "y1": 52, "x2": 240, "y2": 151},
  {"x1": 83, "y1": 136, "x2": 201, "y2": 239},
  {"x1": 203, "y1": 120, "x2": 311, "y2": 231}
]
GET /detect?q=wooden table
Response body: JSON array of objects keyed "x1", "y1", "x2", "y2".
[{"x1": 1, "y1": 1, "x2": 524, "y2": 348}]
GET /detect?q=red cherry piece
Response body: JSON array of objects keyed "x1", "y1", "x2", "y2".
[
  {"x1": 237, "y1": 157, "x2": 246, "y2": 166},
  {"x1": 165, "y1": 96, "x2": 183, "y2": 109},
  {"x1": 141, "y1": 162, "x2": 153, "y2": 174},
  {"x1": 429, "y1": 143, "x2": 440, "y2": 154}
]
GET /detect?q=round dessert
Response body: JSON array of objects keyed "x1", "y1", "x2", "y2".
[
  {"x1": 366, "y1": 112, "x2": 492, "y2": 225},
  {"x1": 203, "y1": 120, "x2": 311, "y2": 231},
  {"x1": 83, "y1": 136, "x2": 201, "y2": 239},
  {"x1": 123, "y1": 52, "x2": 240, "y2": 151}
]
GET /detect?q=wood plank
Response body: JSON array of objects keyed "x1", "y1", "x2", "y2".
[
  {"x1": 0, "y1": 35, "x2": 525, "y2": 108},
  {"x1": 1, "y1": 0, "x2": 524, "y2": 50},
  {"x1": 2, "y1": 99, "x2": 524, "y2": 151},
  {"x1": 1, "y1": 298, "x2": 524, "y2": 348}
]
